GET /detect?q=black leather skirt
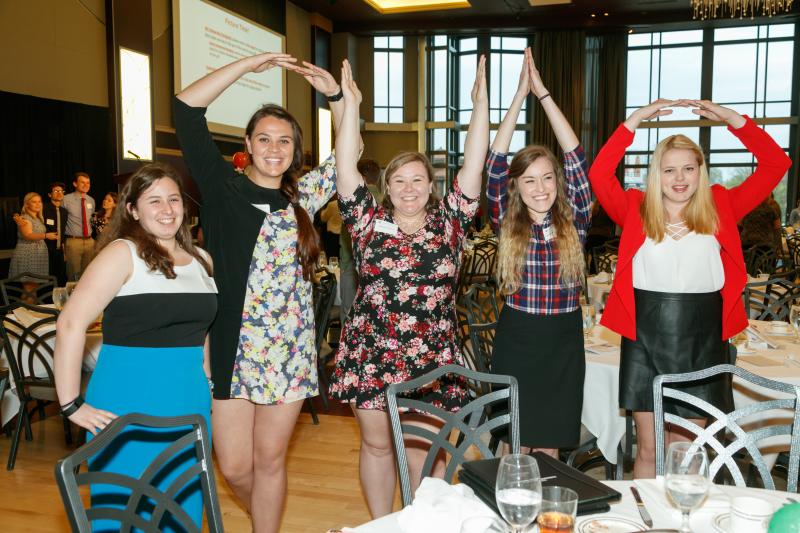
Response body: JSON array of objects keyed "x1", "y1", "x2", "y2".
[{"x1": 619, "y1": 289, "x2": 734, "y2": 417}]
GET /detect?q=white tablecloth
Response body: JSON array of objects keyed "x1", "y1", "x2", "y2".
[
  {"x1": 1, "y1": 307, "x2": 102, "y2": 426},
  {"x1": 349, "y1": 479, "x2": 795, "y2": 532},
  {"x1": 581, "y1": 320, "x2": 800, "y2": 465}
]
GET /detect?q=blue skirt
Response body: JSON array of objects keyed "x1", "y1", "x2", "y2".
[{"x1": 84, "y1": 344, "x2": 211, "y2": 532}]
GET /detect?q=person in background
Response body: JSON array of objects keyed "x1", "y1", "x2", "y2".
[
  {"x1": 319, "y1": 197, "x2": 342, "y2": 260},
  {"x1": 789, "y1": 198, "x2": 800, "y2": 228},
  {"x1": 487, "y1": 48, "x2": 590, "y2": 459},
  {"x1": 330, "y1": 57, "x2": 487, "y2": 518},
  {"x1": 91, "y1": 192, "x2": 118, "y2": 236},
  {"x1": 174, "y1": 51, "x2": 344, "y2": 533},
  {"x1": 589, "y1": 98, "x2": 792, "y2": 478},
  {"x1": 338, "y1": 158, "x2": 382, "y2": 322},
  {"x1": 54, "y1": 163, "x2": 217, "y2": 531},
  {"x1": 62, "y1": 171, "x2": 96, "y2": 280},
  {"x1": 739, "y1": 196, "x2": 781, "y2": 251},
  {"x1": 44, "y1": 182, "x2": 68, "y2": 285},
  {"x1": 585, "y1": 200, "x2": 616, "y2": 269},
  {"x1": 10, "y1": 193, "x2": 56, "y2": 300}
]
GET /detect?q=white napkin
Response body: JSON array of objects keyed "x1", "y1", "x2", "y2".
[
  {"x1": 592, "y1": 272, "x2": 611, "y2": 284},
  {"x1": 746, "y1": 325, "x2": 780, "y2": 349},
  {"x1": 10, "y1": 307, "x2": 55, "y2": 329},
  {"x1": 396, "y1": 477, "x2": 496, "y2": 533},
  {"x1": 634, "y1": 477, "x2": 729, "y2": 526},
  {"x1": 584, "y1": 341, "x2": 618, "y2": 355}
]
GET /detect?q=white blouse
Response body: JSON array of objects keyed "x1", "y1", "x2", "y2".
[{"x1": 632, "y1": 232, "x2": 725, "y2": 293}]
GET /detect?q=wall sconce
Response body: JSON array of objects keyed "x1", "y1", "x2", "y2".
[{"x1": 119, "y1": 47, "x2": 153, "y2": 161}]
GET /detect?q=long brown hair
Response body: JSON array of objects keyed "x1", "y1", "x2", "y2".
[
  {"x1": 379, "y1": 152, "x2": 438, "y2": 215},
  {"x1": 640, "y1": 134, "x2": 717, "y2": 241},
  {"x1": 245, "y1": 104, "x2": 320, "y2": 281},
  {"x1": 496, "y1": 145, "x2": 584, "y2": 294},
  {"x1": 96, "y1": 163, "x2": 212, "y2": 279}
]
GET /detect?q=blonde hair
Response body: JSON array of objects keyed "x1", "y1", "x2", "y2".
[
  {"x1": 496, "y1": 146, "x2": 584, "y2": 294},
  {"x1": 640, "y1": 134, "x2": 717, "y2": 241},
  {"x1": 22, "y1": 193, "x2": 44, "y2": 223},
  {"x1": 380, "y1": 152, "x2": 438, "y2": 214}
]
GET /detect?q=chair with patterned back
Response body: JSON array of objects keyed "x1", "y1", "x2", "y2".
[
  {"x1": 743, "y1": 277, "x2": 800, "y2": 321},
  {"x1": 460, "y1": 240, "x2": 498, "y2": 294},
  {"x1": 462, "y1": 282, "x2": 500, "y2": 376},
  {"x1": 54, "y1": 413, "x2": 224, "y2": 533},
  {"x1": 653, "y1": 364, "x2": 800, "y2": 492},
  {"x1": 1, "y1": 302, "x2": 73, "y2": 470},
  {"x1": 386, "y1": 364, "x2": 520, "y2": 507},
  {"x1": 0, "y1": 272, "x2": 58, "y2": 306},
  {"x1": 306, "y1": 271, "x2": 338, "y2": 424},
  {"x1": 743, "y1": 245, "x2": 778, "y2": 277},
  {"x1": 786, "y1": 233, "x2": 800, "y2": 272}
]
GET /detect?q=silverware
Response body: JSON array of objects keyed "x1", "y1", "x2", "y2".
[{"x1": 630, "y1": 486, "x2": 653, "y2": 528}]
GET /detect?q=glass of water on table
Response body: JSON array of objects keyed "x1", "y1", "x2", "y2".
[
  {"x1": 496, "y1": 454, "x2": 542, "y2": 533},
  {"x1": 665, "y1": 441, "x2": 710, "y2": 533}
]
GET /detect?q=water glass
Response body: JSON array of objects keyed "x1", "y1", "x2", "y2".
[
  {"x1": 610, "y1": 259, "x2": 617, "y2": 282},
  {"x1": 538, "y1": 486, "x2": 578, "y2": 533},
  {"x1": 328, "y1": 256, "x2": 339, "y2": 269},
  {"x1": 495, "y1": 454, "x2": 542, "y2": 533},
  {"x1": 317, "y1": 251, "x2": 327, "y2": 268},
  {"x1": 52, "y1": 287, "x2": 68, "y2": 310},
  {"x1": 665, "y1": 442, "x2": 710, "y2": 533},
  {"x1": 581, "y1": 304, "x2": 596, "y2": 338},
  {"x1": 65, "y1": 281, "x2": 78, "y2": 297}
]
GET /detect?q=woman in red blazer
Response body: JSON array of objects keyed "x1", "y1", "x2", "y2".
[{"x1": 589, "y1": 98, "x2": 792, "y2": 478}]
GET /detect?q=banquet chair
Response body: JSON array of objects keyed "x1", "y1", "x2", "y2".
[
  {"x1": 457, "y1": 240, "x2": 497, "y2": 300},
  {"x1": 742, "y1": 276, "x2": 800, "y2": 321},
  {"x1": 462, "y1": 282, "x2": 500, "y2": 376},
  {"x1": 0, "y1": 272, "x2": 57, "y2": 305},
  {"x1": 653, "y1": 364, "x2": 800, "y2": 492},
  {"x1": 1, "y1": 302, "x2": 72, "y2": 470},
  {"x1": 54, "y1": 413, "x2": 224, "y2": 533},
  {"x1": 744, "y1": 245, "x2": 778, "y2": 277},
  {"x1": 306, "y1": 271, "x2": 337, "y2": 424},
  {"x1": 386, "y1": 364, "x2": 519, "y2": 507}
]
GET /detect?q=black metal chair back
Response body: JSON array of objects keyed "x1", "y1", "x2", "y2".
[
  {"x1": 743, "y1": 277, "x2": 800, "y2": 321},
  {"x1": 458, "y1": 240, "x2": 498, "y2": 295},
  {"x1": 386, "y1": 364, "x2": 519, "y2": 507},
  {"x1": 0, "y1": 273, "x2": 57, "y2": 305},
  {"x1": 307, "y1": 271, "x2": 338, "y2": 423},
  {"x1": 54, "y1": 413, "x2": 225, "y2": 532},
  {"x1": 744, "y1": 245, "x2": 778, "y2": 277},
  {"x1": 462, "y1": 283, "x2": 500, "y2": 375}
]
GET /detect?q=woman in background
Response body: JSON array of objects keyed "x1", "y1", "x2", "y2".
[
  {"x1": 91, "y1": 192, "x2": 118, "y2": 236},
  {"x1": 10, "y1": 193, "x2": 56, "y2": 300},
  {"x1": 487, "y1": 48, "x2": 590, "y2": 458},
  {"x1": 54, "y1": 163, "x2": 217, "y2": 531}
]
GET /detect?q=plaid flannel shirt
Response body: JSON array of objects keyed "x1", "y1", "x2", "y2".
[{"x1": 486, "y1": 146, "x2": 591, "y2": 314}]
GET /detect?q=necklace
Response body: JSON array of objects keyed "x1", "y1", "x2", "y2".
[
  {"x1": 666, "y1": 220, "x2": 689, "y2": 240},
  {"x1": 395, "y1": 212, "x2": 427, "y2": 234}
]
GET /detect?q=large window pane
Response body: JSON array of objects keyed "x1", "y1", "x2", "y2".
[
  {"x1": 433, "y1": 50, "x2": 446, "y2": 107},
  {"x1": 374, "y1": 52, "x2": 388, "y2": 106},
  {"x1": 502, "y1": 37, "x2": 527, "y2": 50},
  {"x1": 660, "y1": 30, "x2": 702, "y2": 44},
  {"x1": 714, "y1": 26, "x2": 758, "y2": 41},
  {"x1": 768, "y1": 24, "x2": 795, "y2": 38},
  {"x1": 709, "y1": 166, "x2": 755, "y2": 187},
  {"x1": 766, "y1": 41, "x2": 794, "y2": 101},
  {"x1": 659, "y1": 47, "x2": 701, "y2": 102},
  {"x1": 501, "y1": 54, "x2": 523, "y2": 108},
  {"x1": 388, "y1": 52, "x2": 403, "y2": 107},
  {"x1": 628, "y1": 33, "x2": 651, "y2": 47},
  {"x1": 626, "y1": 50, "x2": 651, "y2": 106},
  {"x1": 713, "y1": 44, "x2": 757, "y2": 102},
  {"x1": 460, "y1": 54, "x2": 476, "y2": 112}
]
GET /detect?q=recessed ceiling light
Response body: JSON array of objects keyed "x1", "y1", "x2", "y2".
[
  {"x1": 603, "y1": 12, "x2": 609, "y2": 16},
  {"x1": 590, "y1": 13, "x2": 596, "y2": 17},
  {"x1": 362, "y1": 0, "x2": 471, "y2": 14}
]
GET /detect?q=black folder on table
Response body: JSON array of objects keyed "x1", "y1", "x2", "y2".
[{"x1": 457, "y1": 452, "x2": 621, "y2": 516}]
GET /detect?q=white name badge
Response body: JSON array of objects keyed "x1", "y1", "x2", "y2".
[
  {"x1": 374, "y1": 219, "x2": 398, "y2": 236},
  {"x1": 543, "y1": 224, "x2": 556, "y2": 242},
  {"x1": 46, "y1": 218, "x2": 54, "y2": 225},
  {"x1": 252, "y1": 203, "x2": 271, "y2": 213}
]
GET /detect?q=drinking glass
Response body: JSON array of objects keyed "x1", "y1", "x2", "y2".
[
  {"x1": 459, "y1": 515, "x2": 509, "y2": 533},
  {"x1": 52, "y1": 287, "x2": 68, "y2": 310},
  {"x1": 495, "y1": 454, "x2": 542, "y2": 533},
  {"x1": 65, "y1": 281, "x2": 78, "y2": 297},
  {"x1": 581, "y1": 304, "x2": 596, "y2": 339},
  {"x1": 317, "y1": 251, "x2": 327, "y2": 268},
  {"x1": 790, "y1": 306, "x2": 800, "y2": 344},
  {"x1": 538, "y1": 486, "x2": 578, "y2": 533},
  {"x1": 610, "y1": 259, "x2": 618, "y2": 283},
  {"x1": 328, "y1": 256, "x2": 339, "y2": 269},
  {"x1": 665, "y1": 442, "x2": 710, "y2": 533}
]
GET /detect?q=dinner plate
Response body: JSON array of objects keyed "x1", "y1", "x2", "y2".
[
  {"x1": 576, "y1": 515, "x2": 646, "y2": 533},
  {"x1": 712, "y1": 512, "x2": 730, "y2": 532}
]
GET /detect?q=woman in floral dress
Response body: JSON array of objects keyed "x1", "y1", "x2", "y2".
[
  {"x1": 174, "y1": 52, "x2": 344, "y2": 533},
  {"x1": 330, "y1": 58, "x2": 488, "y2": 518}
]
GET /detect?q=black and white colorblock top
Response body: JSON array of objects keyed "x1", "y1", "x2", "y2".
[{"x1": 102, "y1": 240, "x2": 218, "y2": 348}]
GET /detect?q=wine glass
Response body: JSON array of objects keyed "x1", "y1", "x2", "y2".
[
  {"x1": 65, "y1": 281, "x2": 78, "y2": 297},
  {"x1": 790, "y1": 306, "x2": 800, "y2": 344},
  {"x1": 665, "y1": 442, "x2": 710, "y2": 533},
  {"x1": 328, "y1": 256, "x2": 339, "y2": 269},
  {"x1": 495, "y1": 454, "x2": 542, "y2": 533},
  {"x1": 581, "y1": 304, "x2": 596, "y2": 339},
  {"x1": 52, "y1": 287, "x2": 68, "y2": 310}
]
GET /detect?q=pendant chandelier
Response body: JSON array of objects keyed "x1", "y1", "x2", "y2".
[{"x1": 691, "y1": 0, "x2": 794, "y2": 19}]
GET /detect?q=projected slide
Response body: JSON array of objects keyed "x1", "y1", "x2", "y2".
[{"x1": 173, "y1": 0, "x2": 285, "y2": 136}]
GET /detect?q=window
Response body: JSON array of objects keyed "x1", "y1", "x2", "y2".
[
  {"x1": 624, "y1": 24, "x2": 796, "y2": 218},
  {"x1": 373, "y1": 36, "x2": 404, "y2": 123}
]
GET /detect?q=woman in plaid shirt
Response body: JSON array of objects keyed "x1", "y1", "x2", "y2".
[{"x1": 487, "y1": 48, "x2": 591, "y2": 457}]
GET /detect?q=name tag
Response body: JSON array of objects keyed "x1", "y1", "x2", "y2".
[
  {"x1": 46, "y1": 218, "x2": 54, "y2": 226},
  {"x1": 252, "y1": 203, "x2": 271, "y2": 213},
  {"x1": 543, "y1": 224, "x2": 556, "y2": 242},
  {"x1": 374, "y1": 219, "x2": 398, "y2": 236}
]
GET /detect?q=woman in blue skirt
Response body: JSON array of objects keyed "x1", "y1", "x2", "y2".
[{"x1": 54, "y1": 162, "x2": 218, "y2": 531}]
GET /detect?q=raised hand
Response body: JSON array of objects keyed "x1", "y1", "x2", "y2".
[
  {"x1": 514, "y1": 48, "x2": 532, "y2": 97},
  {"x1": 291, "y1": 61, "x2": 341, "y2": 97},
  {"x1": 526, "y1": 48, "x2": 548, "y2": 99},
  {"x1": 688, "y1": 100, "x2": 746, "y2": 128},
  {"x1": 248, "y1": 52, "x2": 297, "y2": 73},
  {"x1": 341, "y1": 59, "x2": 362, "y2": 105},
  {"x1": 624, "y1": 99, "x2": 684, "y2": 131},
  {"x1": 471, "y1": 54, "x2": 487, "y2": 105}
]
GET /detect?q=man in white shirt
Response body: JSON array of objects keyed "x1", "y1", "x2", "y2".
[{"x1": 62, "y1": 172, "x2": 96, "y2": 280}]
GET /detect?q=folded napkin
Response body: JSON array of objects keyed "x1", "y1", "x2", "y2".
[
  {"x1": 592, "y1": 272, "x2": 611, "y2": 284},
  {"x1": 396, "y1": 477, "x2": 496, "y2": 533},
  {"x1": 11, "y1": 307, "x2": 55, "y2": 329},
  {"x1": 584, "y1": 341, "x2": 618, "y2": 355},
  {"x1": 634, "y1": 477, "x2": 729, "y2": 526},
  {"x1": 746, "y1": 325, "x2": 780, "y2": 349}
]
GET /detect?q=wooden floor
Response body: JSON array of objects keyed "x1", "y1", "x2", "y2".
[{"x1": 0, "y1": 413, "x2": 379, "y2": 532}]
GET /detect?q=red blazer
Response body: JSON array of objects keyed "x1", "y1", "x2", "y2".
[{"x1": 589, "y1": 117, "x2": 793, "y2": 341}]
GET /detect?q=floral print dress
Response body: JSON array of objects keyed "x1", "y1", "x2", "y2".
[{"x1": 330, "y1": 180, "x2": 478, "y2": 411}]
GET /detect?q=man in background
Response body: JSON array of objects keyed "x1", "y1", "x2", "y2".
[
  {"x1": 62, "y1": 172, "x2": 96, "y2": 280},
  {"x1": 43, "y1": 182, "x2": 68, "y2": 285},
  {"x1": 339, "y1": 158, "x2": 381, "y2": 321}
]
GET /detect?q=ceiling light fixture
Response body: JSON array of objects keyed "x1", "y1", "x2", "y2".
[
  {"x1": 691, "y1": 0, "x2": 794, "y2": 19},
  {"x1": 362, "y1": 0, "x2": 471, "y2": 14}
]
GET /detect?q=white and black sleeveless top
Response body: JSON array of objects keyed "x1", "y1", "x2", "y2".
[{"x1": 102, "y1": 240, "x2": 218, "y2": 348}]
